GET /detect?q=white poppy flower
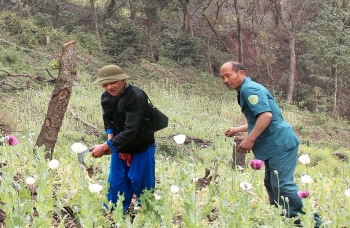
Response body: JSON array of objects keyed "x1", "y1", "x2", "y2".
[
  {"x1": 88, "y1": 183, "x2": 103, "y2": 193},
  {"x1": 345, "y1": 189, "x2": 350, "y2": 198},
  {"x1": 154, "y1": 193, "x2": 161, "y2": 200},
  {"x1": 298, "y1": 154, "x2": 311, "y2": 165},
  {"x1": 301, "y1": 175, "x2": 314, "y2": 184},
  {"x1": 174, "y1": 134, "x2": 186, "y2": 144},
  {"x1": 48, "y1": 159, "x2": 60, "y2": 169},
  {"x1": 170, "y1": 185, "x2": 180, "y2": 194},
  {"x1": 71, "y1": 143, "x2": 88, "y2": 154},
  {"x1": 25, "y1": 177, "x2": 36, "y2": 185},
  {"x1": 236, "y1": 165, "x2": 244, "y2": 171},
  {"x1": 240, "y1": 182, "x2": 252, "y2": 191}
]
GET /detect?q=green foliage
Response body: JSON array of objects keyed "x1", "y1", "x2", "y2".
[
  {"x1": 31, "y1": 13, "x2": 54, "y2": 27},
  {"x1": 101, "y1": 18, "x2": 146, "y2": 64},
  {"x1": 60, "y1": 10, "x2": 81, "y2": 34},
  {"x1": 74, "y1": 27, "x2": 100, "y2": 53},
  {"x1": 298, "y1": 1, "x2": 350, "y2": 114},
  {"x1": 159, "y1": 31, "x2": 204, "y2": 67},
  {"x1": 2, "y1": 2, "x2": 350, "y2": 226}
]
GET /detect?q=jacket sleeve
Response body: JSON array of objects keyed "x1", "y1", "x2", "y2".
[
  {"x1": 101, "y1": 92, "x2": 115, "y2": 135},
  {"x1": 107, "y1": 91, "x2": 147, "y2": 151}
]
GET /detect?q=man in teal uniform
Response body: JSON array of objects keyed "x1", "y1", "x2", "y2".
[{"x1": 220, "y1": 61, "x2": 321, "y2": 227}]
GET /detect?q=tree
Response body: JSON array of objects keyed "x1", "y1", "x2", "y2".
[
  {"x1": 300, "y1": 1, "x2": 350, "y2": 116},
  {"x1": 179, "y1": 0, "x2": 194, "y2": 36},
  {"x1": 269, "y1": 0, "x2": 296, "y2": 101},
  {"x1": 232, "y1": 0, "x2": 243, "y2": 63},
  {"x1": 35, "y1": 41, "x2": 77, "y2": 159},
  {"x1": 89, "y1": 0, "x2": 101, "y2": 51}
]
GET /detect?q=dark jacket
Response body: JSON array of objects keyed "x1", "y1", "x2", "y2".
[{"x1": 101, "y1": 85, "x2": 155, "y2": 154}]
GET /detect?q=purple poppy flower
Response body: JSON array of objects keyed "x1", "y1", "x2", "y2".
[
  {"x1": 250, "y1": 159, "x2": 263, "y2": 170},
  {"x1": 297, "y1": 190, "x2": 310, "y2": 198},
  {"x1": 7, "y1": 135, "x2": 19, "y2": 146}
]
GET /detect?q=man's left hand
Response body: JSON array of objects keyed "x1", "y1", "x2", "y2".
[{"x1": 237, "y1": 138, "x2": 254, "y2": 153}]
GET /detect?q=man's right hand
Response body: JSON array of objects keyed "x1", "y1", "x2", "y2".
[
  {"x1": 224, "y1": 127, "x2": 237, "y2": 137},
  {"x1": 92, "y1": 143, "x2": 109, "y2": 158}
]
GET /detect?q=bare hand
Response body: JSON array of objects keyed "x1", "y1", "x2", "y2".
[
  {"x1": 91, "y1": 143, "x2": 109, "y2": 158},
  {"x1": 104, "y1": 148, "x2": 113, "y2": 155},
  {"x1": 224, "y1": 127, "x2": 237, "y2": 137},
  {"x1": 236, "y1": 138, "x2": 254, "y2": 153}
]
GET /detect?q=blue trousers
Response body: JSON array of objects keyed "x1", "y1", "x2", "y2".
[
  {"x1": 107, "y1": 143, "x2": 155, "y2": 211},
  {"x1": 264, "y1": 146, "x2": 303, "y2": 218}
]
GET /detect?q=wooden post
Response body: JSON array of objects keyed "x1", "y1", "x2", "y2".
[
  {"x1": 35, "y1": 41, "x2": 77, "y2": 159},
  {"x1": 232, "y1": 132, "x2": 246, "y2": 169},
  {"x1": 46, "y1": 35, "x2": 50, "y2": 45},
  {"x1": 232, "y1": 114, "x2": 247, "y2": 169}
]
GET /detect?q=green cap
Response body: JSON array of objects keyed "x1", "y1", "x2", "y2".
[{"x1": 94, "y1": 65, "x2": 129, "y2": 85}]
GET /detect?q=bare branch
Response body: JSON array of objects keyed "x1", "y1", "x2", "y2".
[
  {"x1": 0, "y1": 69, "x2": 57, "y2": 85},
  {"x1": 0, "y1": 38, "x2": 54, "y2": 60},
  {"x1": 69, "y1": 110, "x2": 99, "y2": 130}
]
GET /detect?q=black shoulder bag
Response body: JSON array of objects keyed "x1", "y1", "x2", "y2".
[{"x1": 148, "y1": 98, "x2": 168, "y2": 132}]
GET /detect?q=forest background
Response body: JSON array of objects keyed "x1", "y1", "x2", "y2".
[
  {"x1": 1, "y1": 0, "x2": 350, "y2": 117},
  {"x1": 1, "y1": 0, "x2": 350, "y2": 227}
]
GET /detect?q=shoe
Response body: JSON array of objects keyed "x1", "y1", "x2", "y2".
[
  {"x1": 294, "y1": 213, "x2": 322, "y2": 228},
  {"x1": 293, "y1": 218, "x2": 304, "y2": 227},
  {"x1": 314, "y1": 213, "x2": 322, "y2": 228}
]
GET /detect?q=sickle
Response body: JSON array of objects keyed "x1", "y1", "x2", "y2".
[{"x1": 77, "y1": 148, "x2": 92, "y2": 168}]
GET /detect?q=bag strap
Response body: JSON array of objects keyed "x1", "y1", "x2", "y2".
[{"x1": 147, "y1": 96, "x2": 154, "y2": 105}]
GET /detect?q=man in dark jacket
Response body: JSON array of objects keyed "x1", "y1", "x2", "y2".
[{"x1": 91, "y1": 64, "x2": 155, "y2": 212}]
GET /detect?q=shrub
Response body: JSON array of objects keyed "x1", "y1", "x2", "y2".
[
  {"x1": 101, "y1": 18, "x2": 146, "y2": 64},
  {"x1": 159, "y1": 31, "x2": 204, "y2": 68}
]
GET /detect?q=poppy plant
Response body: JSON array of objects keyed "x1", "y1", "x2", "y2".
[
  {"x1": 5, "y1": 135, "x2": 19, "y2": 146},
  {"x1": 240, "y1": 182, "x2": 252, "y2": 191},
  {"x1": 345, "y1": 189, "x2": 350, "y2": 198},
  {"x1": 250, "y1": 159, "x2": 263, "y2": 170},
  {"x1": 301, "y1": 175, "x2": 313, "y2": 184},
  {"x1": 297, "y1": 190, "x2": 310, "y2": 198},
  {"x1": 298, "y1": 154, "x2": 311, "y2": 165}
]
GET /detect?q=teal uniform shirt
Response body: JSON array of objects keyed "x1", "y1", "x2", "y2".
[{"x1": 238, "y1": 78, "x2": 300, "y2": 160}]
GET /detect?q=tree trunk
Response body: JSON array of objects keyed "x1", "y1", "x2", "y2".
[
  {"x1": 201, "y1": 11, "x2": 231, "y2": 53},
  {"x1": 35, "y1": 41, "x2": 77, "y2": 159},
  {"x1": 206, "y1": 39, "x2": 213, "y2": 74},
  {"x1": 54, "y1": 1, "x2": 60, "y2": 28},
  {"x1": 105, "y1": 0, "x2": 116, "y2": 20},
  {"x1": 181, "y1": 0, "x2": 193, "y2": 36},
  {"x1": 234, "y1": 0, "x2": 243, "y2": 63},
  {"x1": 128, "y1": 0, "x2": 136, "y2": 19},
  {"x1": 90, "y1": 0, "x2": 102, "y2": 51},
  {"x1": 286, "y1": 31, "x2": 296, "y2": 101},
  {"x1": 332, "y1": 66, "x2": 338, "y2": 116},
  {"x1": 276, "y1": 0, "x2": 296, "y2": 101},
  {"x1": 147, "y1": 22, "x2": 155, "y2": 62}
]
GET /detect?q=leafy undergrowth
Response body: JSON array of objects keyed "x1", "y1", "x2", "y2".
[{"x1": 1, "y1": 57, "x2": 350, "y2": 227}]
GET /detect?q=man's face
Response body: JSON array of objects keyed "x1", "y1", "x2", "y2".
[
  {"x1": 101, "y1": 80, "x2": 126, "y2": 97},
  {"x1": 220, "y1": 63, "x2": 245, "y2": 91}
]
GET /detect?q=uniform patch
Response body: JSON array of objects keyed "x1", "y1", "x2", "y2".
[{"x1": 248, "y1": 95, "x2": 258, "y2": 105}]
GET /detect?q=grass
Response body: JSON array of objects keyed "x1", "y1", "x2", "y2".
[
  {"x1": 1, "y1": 33, "x2": 350, "y2": 226},
  {"x1": 1, "y1": 65, "x2": 350, "y2": 227}
]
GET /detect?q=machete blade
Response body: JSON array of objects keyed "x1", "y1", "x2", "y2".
[{"x1": 77, "y1": 149, "x2": 91, "y2": 168}]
